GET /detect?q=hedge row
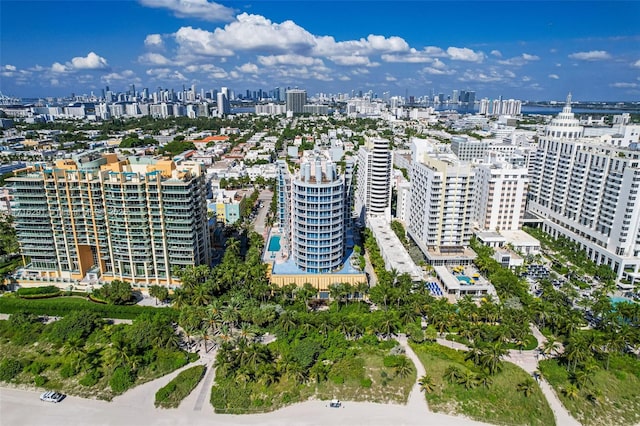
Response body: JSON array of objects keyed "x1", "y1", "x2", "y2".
[
  {"x1": 155, "y1": 365, "x2": 206, "y2": 408},
  {"x1": 0, "y1": 295, "x2": 178, "y2": 321},
  {"x1": 16, "y1": 286, "x2": 60, "y2": 296}
]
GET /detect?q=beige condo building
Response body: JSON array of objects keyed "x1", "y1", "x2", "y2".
[{"x1": 9, "y1": 152, "x2": 209, "y2": 287}]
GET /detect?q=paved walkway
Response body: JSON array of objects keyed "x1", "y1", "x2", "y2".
[
  {"x1": 438, "y1": 325, "x2": 582, "y2": 426},
  {"x1": 396, "y1": 334, "x2": 430, "y2": 412}
]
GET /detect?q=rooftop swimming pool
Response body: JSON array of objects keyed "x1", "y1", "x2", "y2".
[
  {"x1": 267, "y1": 235, "x2": 281, "y2": 252},
  {"x1": 457, "y1": 275, "x2": 473, "y2": 284}
]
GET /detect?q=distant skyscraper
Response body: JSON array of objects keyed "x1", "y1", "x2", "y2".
[
  {"x1": 217, "y1": 87, "x2": 230, "y2": 115},
  {"x1": 286, "y1": 89, "x2": 306, "y2": 114}
]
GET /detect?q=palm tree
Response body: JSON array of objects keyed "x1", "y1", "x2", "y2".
[
  {"x1": 418, "y1": 374, "x2": 436, "y2": 393},
  {"x1": 191, "y1": 284, "x2": 211, "y2": 306},
  {"x1": 562, "y1": 383, "x2": 580, "y2": 400},
  {"x1": 394, "y1": 356, "x2": 413, "y2": 378},
  {"x1": 541, "y1": 338, "x2": 560, "y2": 359},
  {"x1": 443, "y1": 366, "x2": 461, "y2": 384},
  {"x1": 477, "y1": 371, "x2": 493, "y2": 389},
  {"x1": 480, "y1": 341, "x2": 508, "y2": 375},
  {"x1": 517, "y1": 378, "x2": 535, "y2": 397},
  {"x1": 457, "y1": 370, "x2": 479, "y2": 390}
]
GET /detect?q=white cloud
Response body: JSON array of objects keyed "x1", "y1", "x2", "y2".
[
  {"x1": 139, "y1": 0, "x2": 235, "y2": 22},
  {"x1": 446, "y1": 47, "x2": 485, "y2": 63},
  {"x1": 328, "y1": 56, "x2": 373, "y2": 66},
  {"x1": 236, "y1": 62, "x2": 259, "y2": 74},
  {"x1": 385, "y1": 75, "x2": 397, "y2": 82},
  {"x1": 70, "y1": 52, "x2": 109, "y2": 70},
  {"x1": 610, "y1": 82, "x2": 638, "y2": 88},
  {"x1": 568, "y1": 50, "x2": 612, "y2": 61},
  {"x1": 257, "y1": 54, "x2": 324, "y2": 67},
  {"x1": 632, "y1": 59, "x2": 640, "y2": 68},
  {"x1": 548, "y1": 74, "x2": 560, "y2": 79},
  {"x1": 313, "y1": 34, "x2": 409, "y2": 57},
  {"x1": 490, "y1": 50, "x2": 502, "y2": 57},
  {"x1": 458, "y1": 68, "x2": 513, "y2": 83},
  {"x1": 51, "y1": 62, "x2": 69, "y2": 73},
  {"x1": 338, "y1": 75, "x2": 351, "y2": 81},
  {"x1": 138, "y1": 53, "x2": 172, "y2": 65},
  {"x1": 101, "y1": 70, "x2": 138, "y2": 84},
  {"x1": 144, "y1": 34, "x2": 164, "y2": 49},
  {"x1": 175, "y1": 26, "x2": 233, "y2": 56},
  {"x1": 421, "y1": 67, "x2": 454, "y2": 76},
  {"x1": 146, "y1": 67, "x2": 188, "y2": 81},
  {"x1": 498, "y1": 53, "x2": 540, "y2": 66},
  {"x1": 4, "y1": 64, "x2": 17, "y2": 71},
  {"x1": 381, "y1": 47, "x2": 445, "y2": 63}
]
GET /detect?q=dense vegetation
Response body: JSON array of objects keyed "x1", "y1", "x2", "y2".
[
  {"x1": 0, "y1": 310, "x2": 196, "y2": 400},
  {"x1": 155, "y1": 365, "x2": 206, "y2": 408},
  {"x1": 0, "y1": 294, "x2": 177, "y2": 320},
  {"x1": 412, "y1": 342, "x2": 554, "y2": 426}
]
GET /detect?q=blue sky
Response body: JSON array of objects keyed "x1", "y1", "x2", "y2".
[{"x1": 1, "y1": 1, "x2": 639, "y2": 101}]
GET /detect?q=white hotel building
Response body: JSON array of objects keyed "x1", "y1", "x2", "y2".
[
  {"x1": 355, "y1": 136, "x2": 393, "y2": 223},
  {"x1": 407, "y1": 151, "x2": 476, "y2": 266},
  {"x1": 528, "y1": 95, "x2": 640, "y2": 283}
]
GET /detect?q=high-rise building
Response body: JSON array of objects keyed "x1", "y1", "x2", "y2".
[
  {"x1": 528, "y1": 94, "x2": 640, "y2": 281},
  {"x1": 355, "y1": 136, "x2": 393, "y2": 223},
  {"x1": 277, "y1": 150, "x2": 354, "y2": 273},
  {"x1": 286, "y1": 89, "x2": 307, "y2": 114},
  {"x1": 217, "y1": 87, "x2": 230, "y2": 116},
  {"x1": 9, "y1": 152, "x2": 210, "y2": 287},
  {"x1": 407, "y1": 152, "x2": 475, "y2": 265},
  {"x1": 473, "y1": 158, "x2": 528, "y2": 232}
]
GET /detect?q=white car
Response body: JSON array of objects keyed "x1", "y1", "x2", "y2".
[{"x1": 40, "y1": 391, "x2": 65, "y2": 403}]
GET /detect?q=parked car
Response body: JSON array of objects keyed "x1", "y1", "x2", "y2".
[
  {"x1": 329, "y1": 399, "x2": 341, "y2": 408},
  {"x1": 40, "y1": 391, "x2": 65, "y2": 403}
]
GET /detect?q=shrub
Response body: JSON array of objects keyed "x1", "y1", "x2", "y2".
[
  {"x1": 79, "y1": 370, "x2": 101, "y2": 387},
  {"x1": 59, "y1": 363, "x2": 78, "y2": 378},
  {"x1": 110, "y1": 366, "x2": 135, "y2": 394},
  {"x1": 0, "y1": 296, "x2": 178, "y2": 321},
  {"x1": 17, "y1": 286, "x2": 60, "y2": 297},
  {"x1": 25, "y1": 360, "x2": 47, "y2": 375},
  {"x1": 33, "y1": 374, "x2": 47, "y2": 387},
  {"x1": 155, "y1": 365, "x2": 205, "y2": 408},
  {"x1": 360, "y1": 377, "x2": 373, "y2": 388},
  {"x1": 383, "y1": 355, "x2": 403, "y2": 368},
  {"x1": 0, "y1": 358, "x2": 23, "y2": 382}
]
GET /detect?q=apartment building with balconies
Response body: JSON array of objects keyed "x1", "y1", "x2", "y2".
[{"x1": 9, "y1": 151, "x2": 209, "y2": 287}]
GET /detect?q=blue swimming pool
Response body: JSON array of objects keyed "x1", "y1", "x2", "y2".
[
  {"x1": 610, "y1": 296, "x2": 636, "y2": 306},
  {"x1": 457, "y1": 275, "x2": 472, "y2": 284},
  {"x1": 268, "y1": 235, "x2": 281, "y2": 252}
]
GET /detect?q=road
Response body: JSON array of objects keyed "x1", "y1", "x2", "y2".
[{"x1": 252, "y1": 189, "x2": 274, "y2": 239}]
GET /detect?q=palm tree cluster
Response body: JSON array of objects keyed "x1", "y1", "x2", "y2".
[{"x1": 1, "y1": 310, "x2": 187, "y2": 396}]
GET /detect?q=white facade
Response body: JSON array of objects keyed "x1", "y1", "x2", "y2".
[
  {"x1": 474, "y1": 159, "x2": 528, "y2": 232},
  {"x1": 407, "y1": 153, "x2": 475, "y2": 264},
  {"x1": 528, "y1": 95, "x2": 640, "y2": 282},
  {"x1": 277, "y1": 151, "x2": 354, "y2": 273},
  {"x1": 355, "y1": 137, "x2": 393, "y2": 223}
]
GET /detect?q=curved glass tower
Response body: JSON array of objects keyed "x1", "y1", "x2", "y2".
[{"x1": 278, "y1": 151, "x2": 352, "y2": 273}]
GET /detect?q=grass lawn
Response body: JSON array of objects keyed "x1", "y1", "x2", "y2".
[
  {"x1": 538, "y1": 357, "x2": 640, "y2": 426},
  {"x1": 411, "y1": 341, "x2": 555, "y2": 426}
]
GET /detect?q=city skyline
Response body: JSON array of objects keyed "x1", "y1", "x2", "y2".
[{"x1": 1, "y1": 1, "x2": 640, "y2": 100}]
